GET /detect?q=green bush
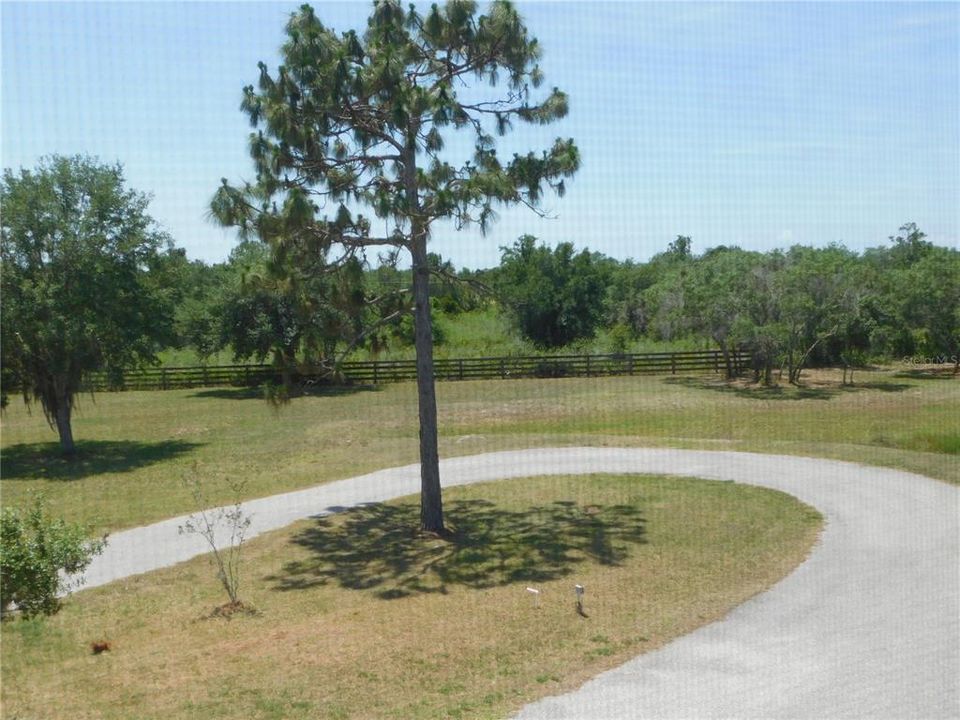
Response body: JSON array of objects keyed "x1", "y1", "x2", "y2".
[
  {"x1": 496, "y1": 236, "x2": 610, "y2": 348},
  {"x1": 1, "y1": 497, "x2": 105, "y2": 618},
  {"x1": 534, "y1": 360, "x2": 572, "y2": 378}
]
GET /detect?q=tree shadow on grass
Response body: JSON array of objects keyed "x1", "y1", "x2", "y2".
[
  {"x1": 663, "y1": 375, "x2": 911, "y2": 401},
  {"x1": 849, "y1": 381, "x2": 915, "y2": 392},
  {"x1": 893, "y1": 368, "x2": 958, "y2": 381},
  {"x1": 189, "y1": 383, "x2": 382, "y2": 401},
  {"x1": 0, "y1": 439, "x2": 202, "y2": 481},
  {"x1": 267, "y1": 499, "x2": 646, "y2": 599}
]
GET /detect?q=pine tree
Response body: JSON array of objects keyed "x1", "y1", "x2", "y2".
[{"x1": 211, "y1": 0, "x2": 578, "y2": 532}]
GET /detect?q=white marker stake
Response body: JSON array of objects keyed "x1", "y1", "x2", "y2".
[
  {"x1": 574, "y1": 584, "x2": 585, "y2": 615},
  {"x1": 526, "y1": 587, "x2": 541, "y2": 608}
]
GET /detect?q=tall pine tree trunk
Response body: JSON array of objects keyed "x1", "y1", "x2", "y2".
[{"x1": 410, "y1": 234, "x2": 444, "y2": 533}]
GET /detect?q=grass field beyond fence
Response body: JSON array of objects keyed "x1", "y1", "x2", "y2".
[{"x1": 1, "y1": 367, "x2": 956, "y2": 534}]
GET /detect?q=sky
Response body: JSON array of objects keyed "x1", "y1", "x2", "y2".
[{"x1": 2, "y1": 1, "x2": 958, "y2": 270}]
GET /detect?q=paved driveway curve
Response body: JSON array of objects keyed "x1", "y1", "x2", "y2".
[{"x1": 74, "y1": 449, "x2": 958, "y2": 719}]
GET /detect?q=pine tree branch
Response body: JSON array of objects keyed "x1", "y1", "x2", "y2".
[{"x1": 332, "y1": 307, "x2": 408, "y2": 367}]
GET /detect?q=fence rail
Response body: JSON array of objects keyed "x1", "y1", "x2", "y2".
[{"x1": 76, "y1": 349, "x2": 750, "y2": 392}]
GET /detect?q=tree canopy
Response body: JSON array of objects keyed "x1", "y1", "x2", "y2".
[
  {"x1": 1, "y1": 155, "x2": 177, "y2": 454},
  {"x1": 497, "y1": 235, "x2": 609, "y2": 348}
]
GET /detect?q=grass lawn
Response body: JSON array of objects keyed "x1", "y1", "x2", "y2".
[
  {"x1": 1, "y1": 367, "x2": 956, "y2": 533},
  {"x1": 1, "y1": 474, "x2": 822, "y2": 720}
]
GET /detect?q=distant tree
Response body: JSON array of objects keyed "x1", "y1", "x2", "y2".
[
  {"x1": 696, "y1": 247, "x2": 858, "y2": 386},
  {"x1": 622, "y1": 236, "x2": 697, "y2": 342},
  {"x1": 802, "y1": 251, "x2": 878, "y2": 383},
  {"x1": 860, "y1": 224, "x2": 953, "y2": 365},
  {"x1": 679, "y1": 247, "x2": 761, "y2": 377},
  {"x1": 210, "y1": 0, "x2": 578, "y2": 532},
  {"x1": 888, "y1": 222, "x2": 934, "y2": 266},
  {"x1": 667, "y1": 234, "x2": 692, "y2": 259},
  {"x1": 167, "y1": 254, "x2": 233, "y2": 365},
  {"x1": 1, "y1": 156, "x2": 176, "y2": 454},
  {"x1": 604, "y1": 259, "x2": 659, "y2": 337},
  {"x1": 427, "y1": 253, "x2": 488, "y2": 315},
  {"x1": 497, "y1": 235, "x2": 608, "y2": 348},
  {"x1": 900, "y1": 246, "x2": 960, "y2": 373},
  {"x1": 729, "y1": 251, "x2": 783, "y2": 385},
  {"x1": 857, "y1": 245, "x2": 912, "y2": 358},
  {"x1": 775, "y1": 245, "x2": 859, "y2": 384}
]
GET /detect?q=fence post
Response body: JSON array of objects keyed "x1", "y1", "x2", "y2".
[
  {"x1": 161, "y1": 368, "x2": 168, "y2": 390},
  {"x1": 500, "y1": 359, "x2": 506, "y2": 379},
  {"x1": 585, "y1": 355, "x2": 591, "y2": 377},
  {"x1": 714, "y1": 351, "x2": 719, "y2": 374},
  {"x1": 671, "y1": 353, "x2": 677, "y2": 375},
  {"x1": 459, "y1": 359, "x2": 464, "y2": 381}
]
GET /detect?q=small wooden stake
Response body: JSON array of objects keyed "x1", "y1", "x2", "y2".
[{"x1": 526, "y1": 587, "x2": 541, "y2": 608}]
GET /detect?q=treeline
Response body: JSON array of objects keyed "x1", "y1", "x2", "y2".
[
  {"x1": 166, "y1": 223, "x2": 958, "y2": 384},
  {"x1": 597, "y1": 226, "x2": 959, "y2": 382},
  {"x1": 165, "y1": 240, "x2": 491, "y2": 375},
  {"x1": 2, "y1": 157, "x2": 956, "y2": 458}
]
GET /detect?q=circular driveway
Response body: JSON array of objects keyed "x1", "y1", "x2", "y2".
[{"x1": 75, "y1": 448, "x2": 959, "y2": 719}]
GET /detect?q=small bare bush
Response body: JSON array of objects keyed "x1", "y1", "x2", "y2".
[{"x1": 179, "y1": 469, "x2": 252, "y2": 607}]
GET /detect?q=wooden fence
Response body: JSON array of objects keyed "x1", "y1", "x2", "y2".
[{"x1": 79, "y1": 349, "x2": 750, "y2": 392}]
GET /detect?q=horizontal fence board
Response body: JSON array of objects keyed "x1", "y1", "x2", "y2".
[{"x1": 69, "y1": 349, "x2": 750, "y2": 392}]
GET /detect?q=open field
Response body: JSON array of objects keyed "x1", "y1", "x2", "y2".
[
  {"x1": 1, "y1": 367, "x2": 956, "y2": 533},
  {"x1": 156, "y1": 308, "x2": 703, "y2": 367},
  {"x1": 1, "y1": 473, "x2": 822, "y2": 720}
]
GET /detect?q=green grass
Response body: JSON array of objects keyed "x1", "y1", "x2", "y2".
[
  {"x1": 157, "y1": 308, "x2": 704, "y2": 366},
  {"x1": 434, "y1": 307, "x2": 533, "y2": 358},
  {"x1": 1, "y1": 474, "x2": 822, "y2": 720},
  {"x1": 155, "y1": 346, "x2": 245, "y2": 368},
  {"x1": 1, "y1": 368, "x2": 956, "y2": 534},
  {"x1": 428, "y1": 308, "x2": 702, "y2": 359},
  {"x1": 1, "y1": 365, "x2": 948, "y2": 718}
]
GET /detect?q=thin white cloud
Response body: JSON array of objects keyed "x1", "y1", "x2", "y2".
[
  {"x1": 894, "y1": 9, "x2": 959, "y2": 29},
  {"x1": 715, "y1": 140, "x2": 860, "y2": 158}
]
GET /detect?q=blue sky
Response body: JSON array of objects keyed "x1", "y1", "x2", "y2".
[{"x1": 3, "y1": 1, "x2": 957, "y2": 269}]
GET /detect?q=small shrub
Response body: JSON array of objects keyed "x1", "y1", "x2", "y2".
[
  {"x1": 534, "y1": 360, "x2": 571, "y2": 378},
  {"x1": 179, "y1": 468, "x2": 252, "y2": 608},
  {"x1": 1, "y1": 497, "x2": 106, "y2": 618},
  {"x1": 608, "y1": 323, "x2": 633, "y2": 355}
]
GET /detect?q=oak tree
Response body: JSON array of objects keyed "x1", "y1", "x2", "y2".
[{"x1": 1, "y1": 156, "x2": 177, "y2": 455}]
